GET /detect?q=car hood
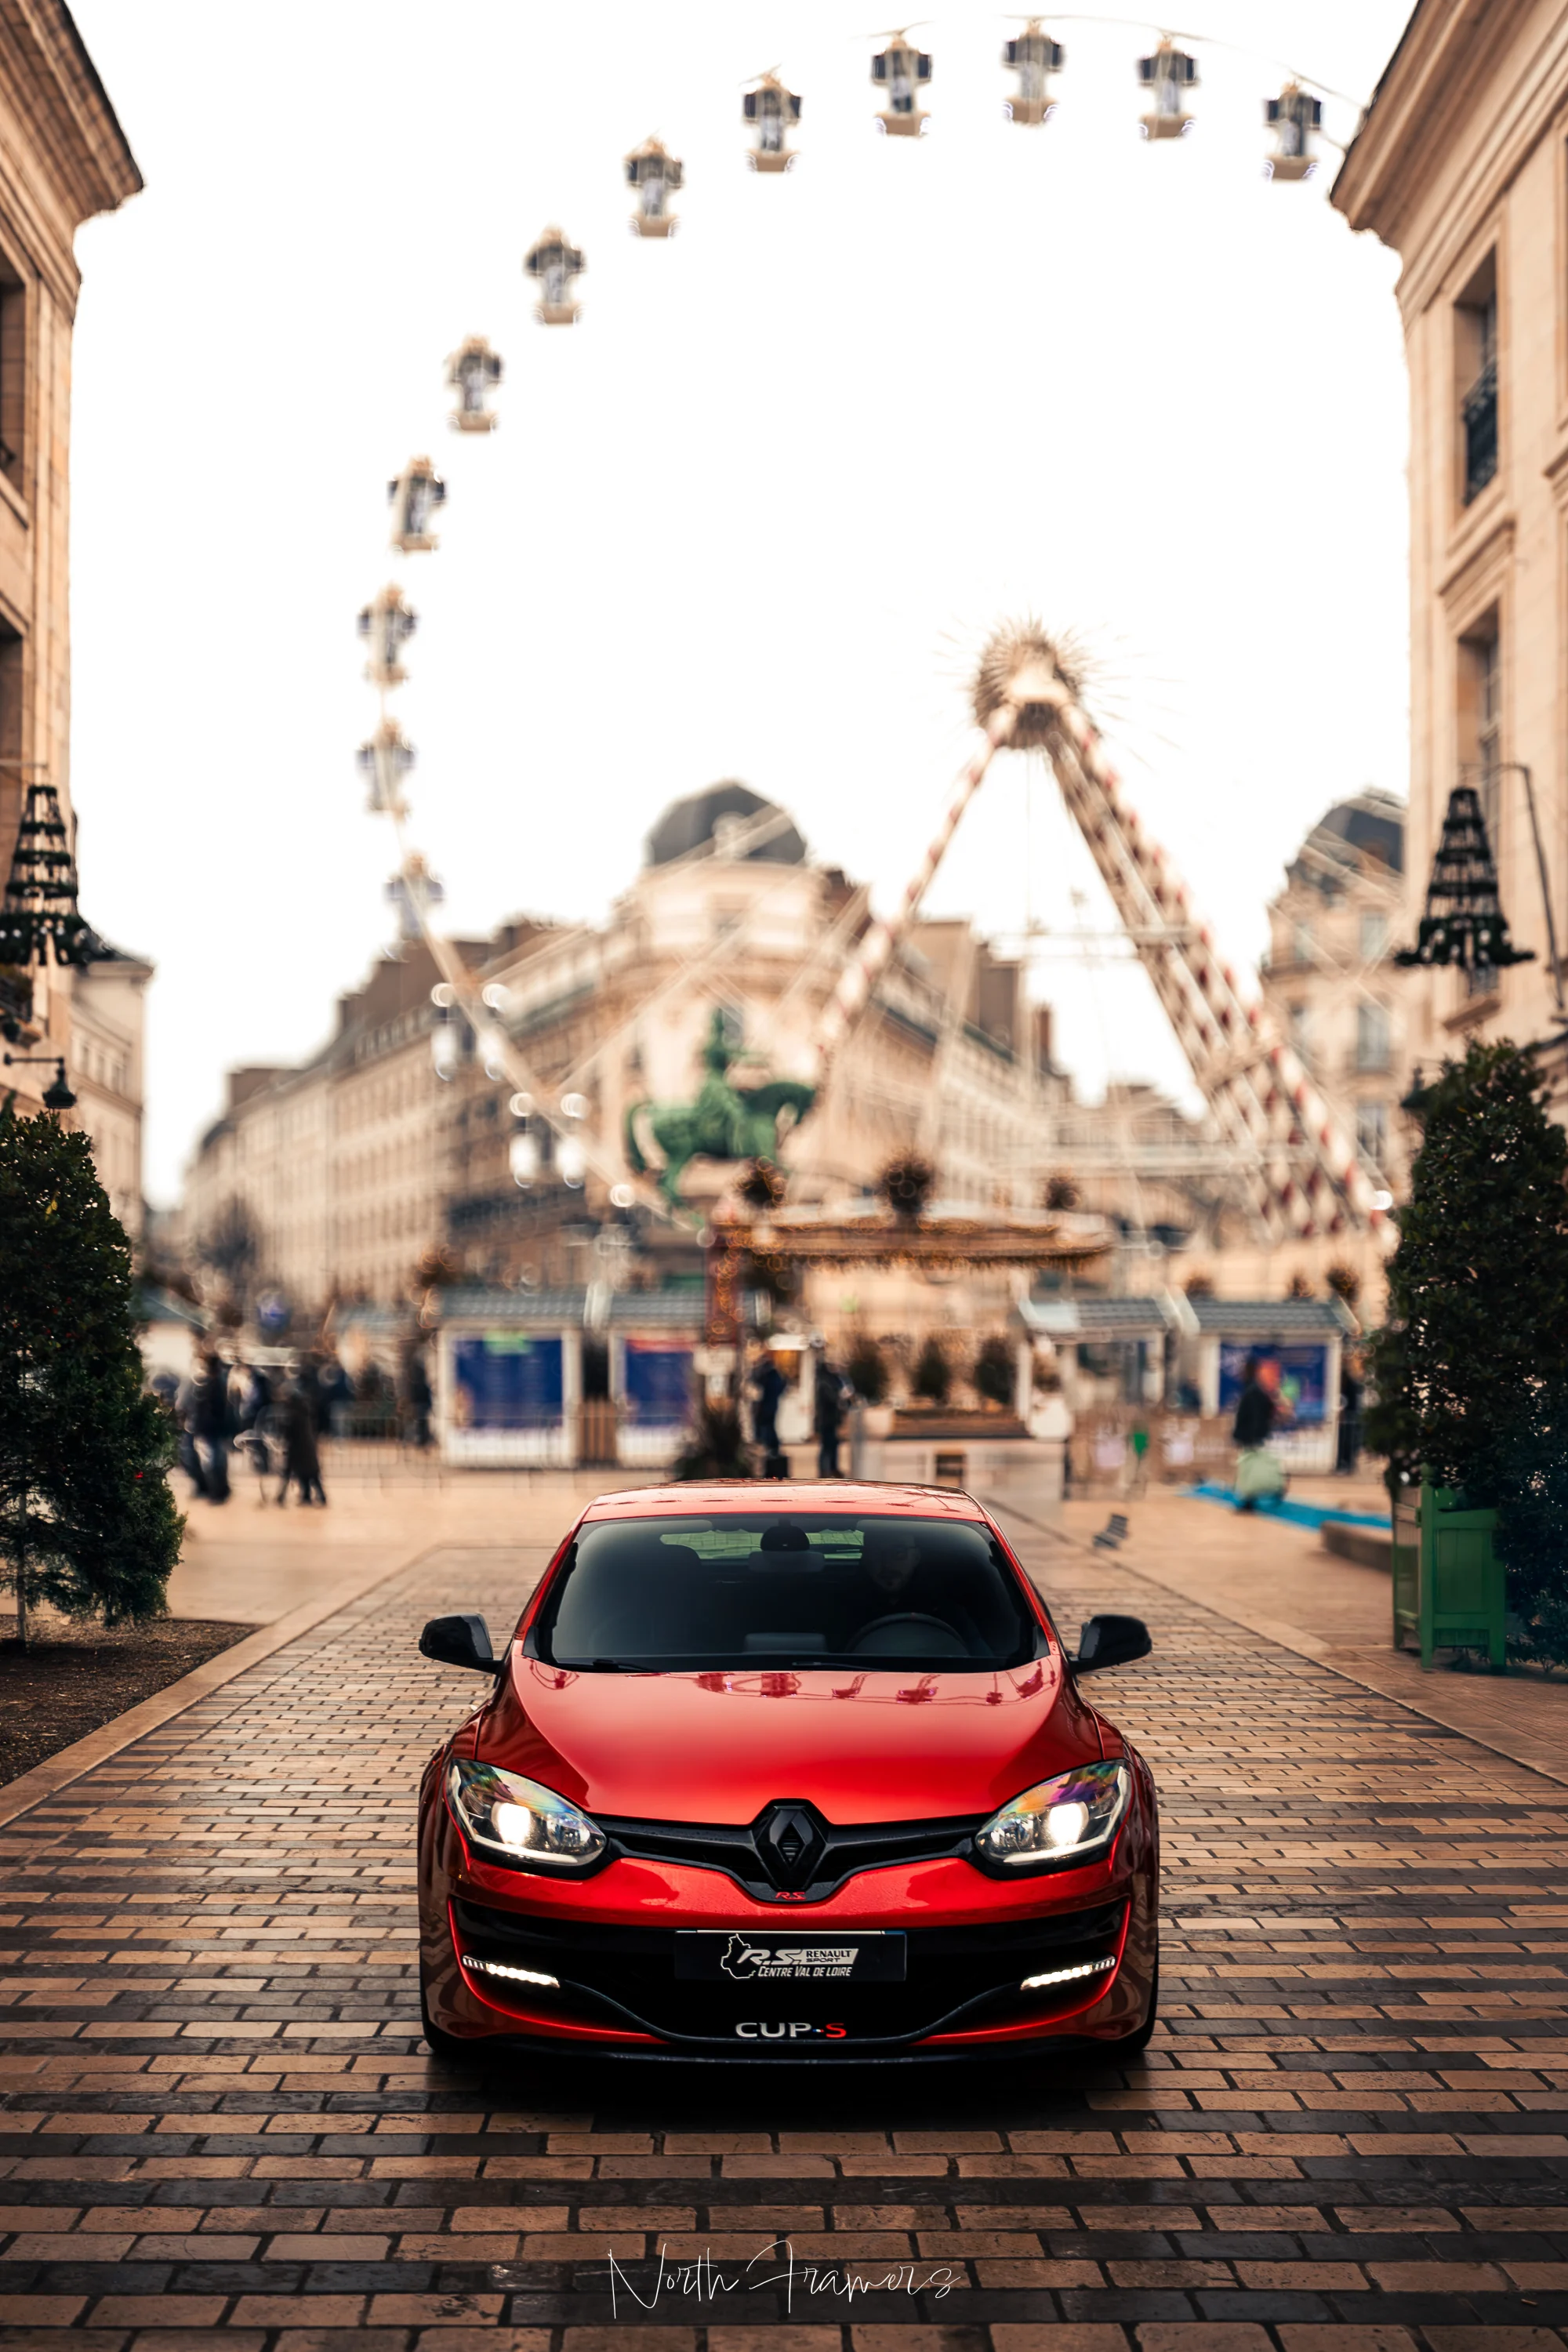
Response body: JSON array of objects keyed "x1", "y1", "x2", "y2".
[{"x1": 478, "y1": 1653, "x2": 1105, "y2": 1822}]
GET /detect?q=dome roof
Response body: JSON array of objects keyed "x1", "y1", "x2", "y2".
[
  {"x1": 644, "y1": 782, "x2": 807, "y2": 869},
  {"x1": 1306, "y1": 788, "x2": 1406, "y2": 876}
]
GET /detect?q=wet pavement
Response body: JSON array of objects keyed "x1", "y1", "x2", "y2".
[{"x1": 2, "y1": 1521, "x2": 1566, "y2": 2350}]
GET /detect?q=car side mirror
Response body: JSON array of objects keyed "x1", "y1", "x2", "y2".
[
  {"x1": 419, "y1": 1613, "x2": 499, "y2": 1675},
  {"x1": 1073, "y1": 1613, "x2": 1152, "y2": 1674}
]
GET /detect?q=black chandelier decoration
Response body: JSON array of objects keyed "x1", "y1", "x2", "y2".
[
  {"x1": 0, "y1": 781, "x2": 102, "y2": 968},
  {"x1": 1396, "y1": 783, "x2": 1534, "y2": 974}
]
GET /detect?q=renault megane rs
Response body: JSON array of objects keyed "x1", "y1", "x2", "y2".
[{"x1": 416, "y1": 1482, "x2": 1158, "y2": 2061}]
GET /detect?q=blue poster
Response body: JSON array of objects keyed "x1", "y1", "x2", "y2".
[
  {"x1": 452, "y1": 1334, "x2": 564, "y2": 1431},
  {"x1": 623, "y1": 1341, "x2": 693, "y2": 1427},
  {"x1": 1218, "y1": 1342, "x2": 1330, "y2": 1428}
]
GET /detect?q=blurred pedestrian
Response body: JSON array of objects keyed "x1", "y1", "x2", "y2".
[
  {"x1": 1232, "y1": 1355, "x2": 1286, "y2": 1512},
  {"x1": 278, "y1": 1378, "x2": 327, "y2": 1508},
  {"x1": 189, "y1": 1352, "x2": 234, "y2": 1504},
  {"x1": 813, "y1": 1355, "x2": 851, "y2": 1479},
  {"x1": 749, "y1": 1346, "x2": 787, "y2": 1479},
  {"x1": 173, "y1": 1367, "x2": 208, "y2": 1499},
  {"x1": 317, "y1": 1348, "x2": 350, "y2": 1437},
  {"x1": 403, "y1": 1351, "x2": 433, "y2": 1448},
  {"x1": 1336, "y1": 1359, "x2": 1363, "y2": 1475}
]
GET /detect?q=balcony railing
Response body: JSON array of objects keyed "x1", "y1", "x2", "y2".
[{"x1": 1462, "y1": 358, "x2": 1497, "y2": 503}]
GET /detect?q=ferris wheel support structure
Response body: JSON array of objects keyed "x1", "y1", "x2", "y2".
[{"x1": 808, "y1": 624, "x2": 1388, "y2": 1247}]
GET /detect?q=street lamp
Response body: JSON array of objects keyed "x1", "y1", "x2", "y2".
[
  {"x1": 1492, "y1": 761, "x2": 1567, "y2": 1018},
  {"x1": 1396, "y1": 764, "x2": 1565, "y2": 1018},
  {"x1": 3, "y1": 1052, "x2": 74, "y2": 1109}
]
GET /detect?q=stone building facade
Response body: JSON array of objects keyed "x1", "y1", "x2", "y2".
[
  {"x1": 0, "y1": 4, "x2": 140, "y2": 1127},
  {"x1": 1260, "y1": 789, "x2": 1414, "y2": 1200},
  {"x1": 69, "y1": 940, "x2": 151, "y2": 1236},
  {"x1": 181, "y1": 786, "x2": 1079, "y2": 1319},
  {"x1": 1334, "y1": 0, "x2": 1568, "y2": 1101}
]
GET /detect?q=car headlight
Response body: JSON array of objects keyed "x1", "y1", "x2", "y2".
[
  {"x1": 446, "y1": 1759, "x2": 607, "y2": 1870},
  {"x1": 975, "y1": 1760, "x2": 1131, "y2": 1871}
]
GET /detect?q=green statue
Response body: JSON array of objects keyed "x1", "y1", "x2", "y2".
[{"x1": 625, "y1": 1009, "x2": 816, "y2": 1205}]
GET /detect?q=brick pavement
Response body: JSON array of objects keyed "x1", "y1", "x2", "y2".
[{"x1": 2, "y1": 1523, "x2": 1567, "y2": 2350}]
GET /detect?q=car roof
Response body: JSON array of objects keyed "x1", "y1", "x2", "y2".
[{"x1": 579, "y1": 1480, "x2": 989, "y2": 1523}]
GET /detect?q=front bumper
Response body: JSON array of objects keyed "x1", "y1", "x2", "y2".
[
  {"x1": 448, "y1": 1889, "x2": 1135, "y2": 2054},
  {"x1": 420, "y1": 1795, "x2": 1157, "y2": 2059}
]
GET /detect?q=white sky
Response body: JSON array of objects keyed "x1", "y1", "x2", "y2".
[{"x1": 64, "y1": 1, "x2": 1414, "y2": 1204}]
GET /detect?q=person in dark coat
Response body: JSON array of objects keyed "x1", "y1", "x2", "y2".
[
  {"x1": 190, "y1": 1353, "x2": 234, "y2": 1504},
  {"x1": 1232, "y1": 1356, "x2": 1282, "y2": 1512},
  {"x1": 1336, "y1": 1361, "x2": 1363, "y2": 1475},
  {"x1": 1232, "y1": 1359, "x2": 1276, "y2": 1448},
  {"x1": 403, "y1": 1352, "x2": 434, "y2": 1448},
  {"x1": 278, "y1": 1377, "x2": 327, "y2": 1507},
  {"x1": 749, "y1": 1348, "x2": 787, "y2": 1475},
  {"x1": 814, "y1": 1356, "x2": 850, "y2": 1479}
]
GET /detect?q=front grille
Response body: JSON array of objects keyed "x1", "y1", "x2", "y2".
[
  {"x1": 453, "y1": 1895, "x2": 1126, "y2": 2046},
  {"x1": 598, "y1": 1798, "x2": 984, "y2": 1901}
]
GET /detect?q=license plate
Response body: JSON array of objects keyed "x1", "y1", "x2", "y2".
[{"x1": 675, "y1": 1929, "x2": 906, "y2": 1983}]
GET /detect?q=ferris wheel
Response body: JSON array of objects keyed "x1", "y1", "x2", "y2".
[{"x1": 350, "y1": 17, "x2": 1384, "y2": 1253}]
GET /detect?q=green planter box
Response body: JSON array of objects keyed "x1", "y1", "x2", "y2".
[{"x1": 1391, "y1": 1482, "x2": 1506, "y2": 1671}]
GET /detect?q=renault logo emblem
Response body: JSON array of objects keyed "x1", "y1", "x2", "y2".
[{"x1": 753, "y1": 1800, "x2": 827, "y2": 1893}]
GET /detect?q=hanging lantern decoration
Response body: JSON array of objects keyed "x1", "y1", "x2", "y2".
[
  {"x1": 743, "y1": 71, "x2": 802, "y2": 172},
  {"x1": 1396, "y1": 785, "x2": 1535, "y2": 973},
  {"x1": 446, "y1": 336, "x2": 503, "y2": 432},
  {"x1": 524, "y1": 227, "x2": 586, "y2": 325},
  {"x1": 387, "y1": 852, "x2": 444, "y2": 945},
  {"x1": 0, "y1": 782, "x2": 101, "y2": 967},
  {"x1": 358, "y1": 586, "x2": 417, "y2": 685},
  {"x1": 1264, "y1": 82, "x2": 1322, "y2": 181},
  {"x1": 509, "y1": 1125, "x2": 540, "y2": 1185},
  {"x1": 388, "y1": 456, "x2": 446, "y2": 553},
  {"x1": 474, "y1": 1023, "x2": 508, "y2": 1081},
  {"x1": 872, "y1": 34, "x2": 932, "y2": 137},
  {"x1": 1137, "y1": 40, "x2": 1199, "y2": 140},
  {"x1": 1002, "y1": 21, "x2": 1065, "y2": 125},
  {"x1": 431, "y1": 1008, "x2": 460, "y2": 1082},
  {"x1": 626, "y1": 134, "x2": 684, "y2": 237},
  {"x1": 358, "y1": 719, "x2": 416, "y2": 817},
  {"x1": 557, "y1": 1132, "x2": 587, "y2": 1189}
]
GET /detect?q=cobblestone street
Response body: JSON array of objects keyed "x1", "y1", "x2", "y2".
[{"x1": 3, "y1": 1512, "x2": 1567, "y2": 2350}]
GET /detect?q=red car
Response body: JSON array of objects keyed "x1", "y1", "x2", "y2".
[{"x1": 416, "y1": 1481, "x2": 1158, "y2": 2063}]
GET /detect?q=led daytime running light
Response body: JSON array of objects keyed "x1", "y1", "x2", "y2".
[
  {"x1": 462, "y1": 1955, "x2": 559, "y2": 1990},
  {"x1": 1020, "y1": 1955, "x2": 1116, "y2": 1991}
]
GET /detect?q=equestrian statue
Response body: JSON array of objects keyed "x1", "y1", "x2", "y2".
[{"x1": 624, "y1": 1009, "x2": 816, "y2": 1205}]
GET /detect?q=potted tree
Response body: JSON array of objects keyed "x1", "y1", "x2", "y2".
[{"x1": 1368, "y1": 1041, "x2": 1568, "y2": 1671}]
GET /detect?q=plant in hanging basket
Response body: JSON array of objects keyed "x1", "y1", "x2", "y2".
[
  {"x1": 1044, "y1": 1174, "x2": 1080, "y2": 1210},
  {"x1": 974, "y1": 1334, "x2": 1014, "y2": 1407},
  {"x1": 846, "y1": 1334, "x2": 888, "y2": 1405},
  {"x1": 736, "y1": 1157, "x2": 787, "y2": 1211},
  {"x1": 1326, "y1": 1260, "x2": 1362, "y2": 1311},
  {"x1": 913, "y1": 1334, "x2": 952, "y2": 1405},
  {"x1": 880, "y1": 1152, "x2": 937, "y2": 1221}
]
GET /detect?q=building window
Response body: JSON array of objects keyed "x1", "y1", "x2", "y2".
[
  {"x1": 1356, "y1": 1100, "x2": 1388, "y2": 1168},
  {"x1": 1287, "y1": 1000, "x2": 1311, "y2": 1060},
  {"x1": 0, "y1": 259, "x2": 22, "y2": 489},
  {"x1": 1291, "y1": 920, "x2": 1314, "y2": 965},
  {"x1": 1356, "y1": 1001, "x2": 1391, "y2": 1073},
  {"x1": 1458, "y1": 617, "x2": 1502, "y2": 992},
  {"x1": 1359, "y1": 911, "x2": 1388, "y2": 961},
  {"x1": 1456, "y1": 252, "x2": 1497, "y2": 504}
]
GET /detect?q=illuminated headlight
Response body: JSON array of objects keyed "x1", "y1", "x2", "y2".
[
  {"x1": 462, "y1": 1955, "x2": 559, "y2": 1990},
  {"x1": 975, "y1": 1761, "x2": 1131, "y2": 1871},
  {"x1": 446, "y1": 1759, "x2": 607, "y2": 1869},
  {"x1": 1022, "y1": 1955, "x2": 1117, "y2": 1991}
]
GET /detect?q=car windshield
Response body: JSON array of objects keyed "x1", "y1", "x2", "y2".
[{"x1": 533, "y1": 1512, "x2": 1043, "y2": 1671}]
